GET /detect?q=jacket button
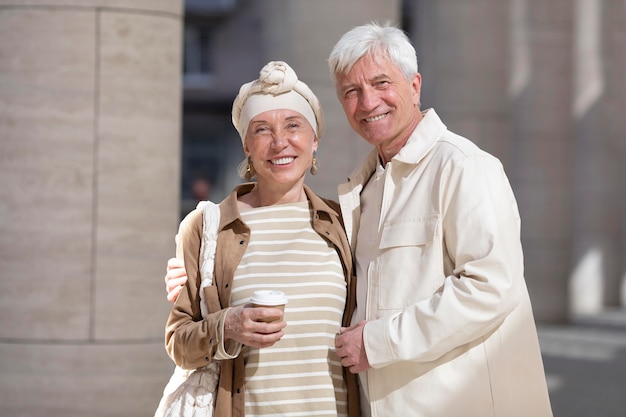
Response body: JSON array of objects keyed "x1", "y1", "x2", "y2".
[
  {"x1": 239, "y1": 240, "x2": 245, "y2": 245},
  {"x1": 205, "y1": 356, "x2": 209, "y2": 361},
  {"x1": 225, "y1": 283, "x2": 229, "y2": 288}
]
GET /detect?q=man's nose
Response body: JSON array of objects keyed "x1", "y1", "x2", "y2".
[{"x1": 359, "y1": 87, "x2": 379, "y2": 111}]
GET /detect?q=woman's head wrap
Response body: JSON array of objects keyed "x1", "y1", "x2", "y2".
[{"x1": 232, "y1": 61, "x2": 325, "y2": 143}]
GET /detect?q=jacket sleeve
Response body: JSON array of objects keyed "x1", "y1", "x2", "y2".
[
  {"x1": 364, "y1": 153, "x2": 524, "y2": 366},
  {"x1": 164, "y1": 207, "x2": 230, "y2": 370}
]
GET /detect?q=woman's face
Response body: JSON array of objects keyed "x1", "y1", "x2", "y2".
[{"x1": 244, "y1": 108, "x2": 318, "y2": 192}]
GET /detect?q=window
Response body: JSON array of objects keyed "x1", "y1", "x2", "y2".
[{"x1": 183, "y1": 24, "x2": 215, "y2": 89}]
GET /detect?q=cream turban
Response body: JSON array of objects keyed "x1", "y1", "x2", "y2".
[{"x1": 232, "y1": 61, "x2": 325, "y2": 143}]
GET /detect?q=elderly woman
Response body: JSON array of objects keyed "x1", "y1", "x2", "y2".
[{"x1": 159, "y1": 61, "x2": 359, "y2": 417}]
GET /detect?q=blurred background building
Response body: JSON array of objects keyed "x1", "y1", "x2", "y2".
[{"x1": 0, "y1": 0, "x2": 624, "y2": 416}]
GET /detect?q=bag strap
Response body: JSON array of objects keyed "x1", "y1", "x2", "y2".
[{"x1": 197, "y1": 200, "x2": 220, "y2": 319}]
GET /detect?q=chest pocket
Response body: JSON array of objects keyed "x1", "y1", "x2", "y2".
[
  {"x1": 380, "y1": 216, "x2": 438, "y2": 248},
  {"x1": 375, "y1": 215, "x2": 443, "y2": 310}
]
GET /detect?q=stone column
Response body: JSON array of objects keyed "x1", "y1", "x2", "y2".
[
  {"x1": 569, "y1": 0, "x2": 626, "y2": 314},
  {"x1": 0, "y1": 1, "x2": 182, "y2": 416},
  {"x1": 507, "y1": 0, "x2": 574, "y2": 322}
]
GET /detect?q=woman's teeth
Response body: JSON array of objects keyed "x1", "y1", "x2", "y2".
[{"x1": 271, "y1": 157, "x2": 295, "y2": 165}]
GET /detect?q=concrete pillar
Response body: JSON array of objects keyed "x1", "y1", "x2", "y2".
[
  {"x1": 620, "y1": 0, "x2": 626, "y2": 304},
  {"x1": 569, "y1": 0, "x2": 626, "y2": 314},
  {"x1": 506, "y1": 0, "x2": 574, "y2": 322},
  {"x1": 0, "y1": 1, "x2": 182, "y2": 416}
]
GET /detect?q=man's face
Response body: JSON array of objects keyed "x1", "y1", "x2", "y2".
[{"x1": 336, "y1": 54, "x2": 421, "y2": 160}]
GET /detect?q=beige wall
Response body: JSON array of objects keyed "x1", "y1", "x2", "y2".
[
  {"x1": 569, "y1": 0, "x2": 626, "y2": 315},
  {"x1": 0, "y1": 1, "x2": 182, "y2": 415}
]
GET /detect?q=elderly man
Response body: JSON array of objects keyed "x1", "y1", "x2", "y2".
[{"x1": 327, "y1": 22, "x2": 552, "y2": 417}]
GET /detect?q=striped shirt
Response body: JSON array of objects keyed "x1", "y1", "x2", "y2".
[{"x1": 232, "y1": 201, "x2": 348, "y2": 417}]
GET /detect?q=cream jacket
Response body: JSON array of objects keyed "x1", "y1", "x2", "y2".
[{"x1": 338, "y1": 109, "x2": 552, "y2": 417}]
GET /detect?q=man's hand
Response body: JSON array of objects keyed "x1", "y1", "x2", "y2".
[
  {"x1": 224, "y1": 305, "x2": 287, "y2": 348},
  {"x1": 335, "y1": 320, "x2": 371, "y2": 374},
  {"x1": 165, "y1": 258, "x2": 187, "y2": 303}
]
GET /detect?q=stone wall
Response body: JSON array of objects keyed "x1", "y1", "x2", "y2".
[{"x1": 0, "y1": 1, "x2": 183, "y2": 415}]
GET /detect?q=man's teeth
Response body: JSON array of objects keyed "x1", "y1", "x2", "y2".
[
  {"x1": 365, "y1": 113, "x2": 387, "y2": 122},
  {"x1": 271, "y1": 157, "x2": 295, "y2": 165}
]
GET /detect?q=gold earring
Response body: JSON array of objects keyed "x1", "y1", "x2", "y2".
[
  {"x1": 310, "y1": 151, "x2": 318, "y2": 175},
  {"x1": 245, "y1": 156, "x2": 254, "y2": 181}
]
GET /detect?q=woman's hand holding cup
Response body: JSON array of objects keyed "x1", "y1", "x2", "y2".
[{"x1": 224, "y1": 291, "x2": 288, "y2": 348}]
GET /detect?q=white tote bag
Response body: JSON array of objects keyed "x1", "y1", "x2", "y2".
[{"x1": 154, "y1": 201, "x2": 221, "y2": 417}]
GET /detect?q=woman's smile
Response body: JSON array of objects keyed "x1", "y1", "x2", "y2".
[{"x1": 271, "y1": 156, "x2": 296, "y2": 165}]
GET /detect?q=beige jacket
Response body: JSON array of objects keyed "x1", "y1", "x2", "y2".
[
  {"x1": 165, "y1": 183, "x2": 360, "y2": 417},
  {"x1": 337, "y1": 109, "x2": 552, "y2": 417}
]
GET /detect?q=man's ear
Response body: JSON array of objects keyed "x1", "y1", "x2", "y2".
[{"x1": 412, "y1": 72, "x2": 422, "y2": 106}]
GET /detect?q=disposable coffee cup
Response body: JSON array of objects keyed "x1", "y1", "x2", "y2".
[{"x1": 250, "y1": 290, "x2": 288, "y2": 322}]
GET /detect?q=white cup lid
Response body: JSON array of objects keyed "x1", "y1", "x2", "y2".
[{"x1": 250, "y1": 290, "x2": 288, "y2": 306}]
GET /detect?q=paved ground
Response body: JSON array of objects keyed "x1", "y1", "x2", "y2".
[{"x1": 538, "y1": 309, "x2": 626, "y2": 417}]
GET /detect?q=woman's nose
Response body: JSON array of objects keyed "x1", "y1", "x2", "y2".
[{"x1": 271, "y1": 130, "x2": 288, "y2": 149}]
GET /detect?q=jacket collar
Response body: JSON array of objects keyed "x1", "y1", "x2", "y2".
[
  {"x1": 303, "y1": 184, "x2": 340, "y2": 219},
  {"x1": 394, "y1": 108, "x2": 446, "y2": 165},
  {"x1": 219, "y1": 183, "x2": 253, "y2": 231},
  {"x1": 346, "y1": 108, "x2": 447, "y2": 186}
]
